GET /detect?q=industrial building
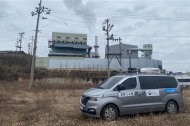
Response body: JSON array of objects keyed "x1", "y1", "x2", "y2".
[
  {"x1": 0, "y1": 50, "x2": 26, "y2": 54},
  {"x1": 48, "y1": 32, "x2": 92, "y2": 57},
  {"x1": 105, "y1": 43, "x2": 152, "y2": 59},
  {"x1": 35, "y1": 32, "x2": 162, "y2": 70}
]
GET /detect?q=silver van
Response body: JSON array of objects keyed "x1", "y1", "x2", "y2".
[{"x1": 80, "y1": 74, "x2": 184, "y2": 121}]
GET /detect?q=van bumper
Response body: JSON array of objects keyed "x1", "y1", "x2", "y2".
[
  {"x1": 80, "y1": 100, "x2": 102, "y2": 117},
  {"x1": 179, "y1": 101, "x2": 185, "y2": 109}
]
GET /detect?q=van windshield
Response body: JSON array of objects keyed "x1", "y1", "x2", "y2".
[{"x1": 96, "y1": 76, "x2": 123, "y2": 89}]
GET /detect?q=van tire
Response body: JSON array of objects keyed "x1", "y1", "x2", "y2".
[
  {"x1": 102, "y1": 104, "x2": 118, "y2": 121},
  {"x1": 166, "y1": 101, "x2": 178, "y2": 114}
]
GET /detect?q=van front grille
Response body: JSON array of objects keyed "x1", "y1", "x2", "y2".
[{"x1": 81, "y1": 96, "x2": 90, "y2": 105}]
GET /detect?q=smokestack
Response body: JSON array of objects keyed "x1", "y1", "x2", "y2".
[{"x1": 93, "y1": 36, "x2": 100, "y2": 58}]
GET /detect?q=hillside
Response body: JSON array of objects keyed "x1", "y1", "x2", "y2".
[{"x1": 0, "y1": 54, "x2": 32, "y2": 81}]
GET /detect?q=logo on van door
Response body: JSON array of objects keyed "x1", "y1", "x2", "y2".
[
  {"x1": 148, "y1": 91, "x2": 152, "y2": 95},
  {"x1": 119, "y1": 92, "x2": 135, "y2": 97},
  {"x1": 146, "y1": 90, "x2": 160, "y2": 96}
]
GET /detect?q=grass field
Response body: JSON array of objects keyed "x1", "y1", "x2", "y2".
[{"x1": 0, "y1": 81, "x2": 190, "y2": 126}]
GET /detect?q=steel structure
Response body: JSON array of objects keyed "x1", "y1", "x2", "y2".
[{"x1": 48, "y1": 32, "x2": 92, "y2": 57}]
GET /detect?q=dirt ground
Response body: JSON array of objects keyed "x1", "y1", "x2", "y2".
[{"x1": 0, "y1": 81, "x2": 190, "y2": 126}]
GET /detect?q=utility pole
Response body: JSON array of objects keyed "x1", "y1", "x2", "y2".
[
  {"x1": 28, "y1": 43, "x2": 32, "y2": 55},
  {"x1": 29, "y1": 0, "x2": 51, "y2": 89},
  {"x1": 127, "y1": 49, "x2": 132, "y2": 73},
  {"x1": 119, "y1": 37, "x2": 122, "y2": 73},
  {"x1": 112, "y1": 37, "x2": 122, "y2": 73},
  {"x1": 107, "y1": 21, "x2": 109, "y2": 78},
  {"x1": 102, "y1": 19, "x2": 114, "y2": 78},
  {"x1": 30, "y1": 35, "x2": 34, "y2": 55},
  {"x1": 15, "y1": 38, "x2": 19, "y2": 55},
  {"x1": 18, "y1": 32, "x2": 25, "y2": 54}
]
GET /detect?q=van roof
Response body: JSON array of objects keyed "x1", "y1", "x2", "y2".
[{"x1": 115, "y1": 73, "x2": 174, "y2": 77}]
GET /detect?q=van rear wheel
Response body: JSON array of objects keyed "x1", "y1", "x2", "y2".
[
  {"x1": 102, "y1": 105, "x2": 118, "y2": 121},
  {"x1": 166, "y1": 101, "x2": 178, "y2": 114}
]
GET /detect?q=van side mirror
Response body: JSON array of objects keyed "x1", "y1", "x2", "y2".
[{"x1": 117, "y1": 85, "x2": 125, "y2": 91}]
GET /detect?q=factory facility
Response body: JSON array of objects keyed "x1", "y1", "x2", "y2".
[
  {"x1": 35, "y1": 32, "x2": 162, "y2": 70},
  {"x1": 106, "y1": 43, "x2": 153, "y2": 59},
  {"x1": 48, "y1": 32, "x2": 92, "y2": 57}
]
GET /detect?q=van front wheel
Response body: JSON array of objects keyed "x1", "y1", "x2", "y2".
[
  {"x1": 102, "y1": 104, "x2": 118, "y2": 121},
  {"x1": 166, "y1": 101, "x2": 178, "y2": 114}
]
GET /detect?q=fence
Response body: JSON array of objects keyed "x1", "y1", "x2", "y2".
[{"x1": 47, "y1": 58, "x2": 162, "y2": 70}]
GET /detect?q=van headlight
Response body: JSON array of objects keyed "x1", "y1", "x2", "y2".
[{"x1": 90, "y1": 95, "x2": 103, "y2": 101}]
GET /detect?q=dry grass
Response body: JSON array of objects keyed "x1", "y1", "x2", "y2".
[{"x1": 0, "y1": 81, "x2": 190, "y2": 126}]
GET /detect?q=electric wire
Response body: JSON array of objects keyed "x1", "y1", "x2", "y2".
[
  {"x1": 39, "y1": 30, "x2": 190, "y2": 38},
  {"x1": 52, "y1": 11, "x2": 190, "y2": 21},
  {"x1": 114, "y1": 34, "x2": 190, "y2": 37},
  {"x1": 0, "y1": 14, "x2": 31, "y2": 23},
  {"x1": 101, "y1": 1, "x2": 190, "y2": 7},
  {"x1": 0, "y1": 9, "x2": 33, "y2": 19},
  {"x1": 0, "y1": 31, "x2": 34, "y2": 38},
  {"x1": 47, "y1": 18, "x2": 102, "y2": 27},
  {"x1": 0, "y1": 0, "x2": 30, "y2": 11},
  {"x1": 0, "y1": 37, "x2": 32, "y2": 42},
  {"x1": 49, "y1": 14, "x2": 104, "y2": 24},
  {"x1": 47, "y1": 18, "x2": 102, "y2": 26},
  {"x1": 51, "y1": 9, "x2": 190, "y2": 21}
]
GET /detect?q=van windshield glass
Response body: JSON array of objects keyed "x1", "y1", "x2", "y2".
[{"x1": 96, "y1": 76, "x2": 123, "y2": 89}]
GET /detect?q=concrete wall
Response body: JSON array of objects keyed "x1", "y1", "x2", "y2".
[
  {"x1": 35, "y1": 57, "x2": 162, "y2": 70},
  {"x1": 35, "y1": 57, "x2": 49, "y2": 69},
  {"x1": 49, "y1": 58, "x2": 162, "y2": 70},
  {"x1": 34, "y1": 77, "x2": 104, "y2": 85}
]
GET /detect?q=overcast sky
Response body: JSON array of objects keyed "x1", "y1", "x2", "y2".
[{"x1": 0, "y1": 0, "x2": 190, "y2": 72}]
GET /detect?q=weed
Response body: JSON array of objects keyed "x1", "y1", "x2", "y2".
[{"x1": 0, "y1": 81, "x2": 190, "y2": 126}]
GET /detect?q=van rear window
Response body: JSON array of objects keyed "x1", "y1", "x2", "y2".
[
  {"x1": 139, "y1": 76, "x2": 160, "y2": 89},
  {"x1": 178, "y1": 79, "x2": 190, "y2": 82},
  {"x1": 139, "y1": 76, "x2": 178, "y2": 89},
  {"x1": 159, "y1": 76, "x2": 177, "y2": 88}
]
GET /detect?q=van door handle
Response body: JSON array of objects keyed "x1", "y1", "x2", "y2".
[
  {"x1": 142, "y1": 91, "x2": 145, "y2": 95},
  {"x1": 135, "y1": 92, "x2": 138, "y2": 95}
]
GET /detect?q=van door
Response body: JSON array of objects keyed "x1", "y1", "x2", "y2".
[
  {"x1": 138, "y1": 76, "x2": 165, "y2": 112},
  {"x1": 116, "y1": 77, "x2": 141, "y2": 115}
]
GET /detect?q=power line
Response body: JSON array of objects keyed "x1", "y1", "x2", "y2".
[
  {"x1": 48, "y1": 18, "x2": 102, "y2": 26},
  {"x1": 101, "y1": 1, "x2": 190, "y2": 7},
  {"x1": 35, "y1": 33, "x2": 190, "y2": 38},
  {"x1": 0, "y1": 31, "x2": 33, "y2": 38},
  {"x1": 51, "y1": 9, "x2": 190, "y2": 21},
  {"x1": 0, "y1": 0, "x2": 30, "y2": 11},
  {"x1": 0, "y1": 9, "x2": 33, "y2": 19},
  {"x1": 114, "y1": 34, "x2": 190, "y2": 37},
  {"x1": 47, "y1": 19, "x2": 102, "y2": 27},
  {"x1": 49, "y1": 14, "x2": 104, "y2": 24},
  {"x1": 0, "y1": 14, "x2": 31, "y2": 23}
]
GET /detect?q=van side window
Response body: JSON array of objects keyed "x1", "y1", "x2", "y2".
[
  {"x1": 178, "y1": 79, "x2": 190, "y2": 82},
  {"x1": 139, "y1": 76, "x2": 160, "y2": 89},
  {"x1": 159, "y1": 76, "x2": 177, "y2": 88},
  {"x1": 120, "y1": 78, "x2": 137, "y2": 90}
]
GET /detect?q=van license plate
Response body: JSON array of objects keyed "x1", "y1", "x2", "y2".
[{"x1": 80, "y1": 105, "x2": 83, "y2": 110}]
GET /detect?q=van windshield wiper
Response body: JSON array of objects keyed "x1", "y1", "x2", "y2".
[{"x1": 96, "y1": 87, "x2": 104, "y2": 89}]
